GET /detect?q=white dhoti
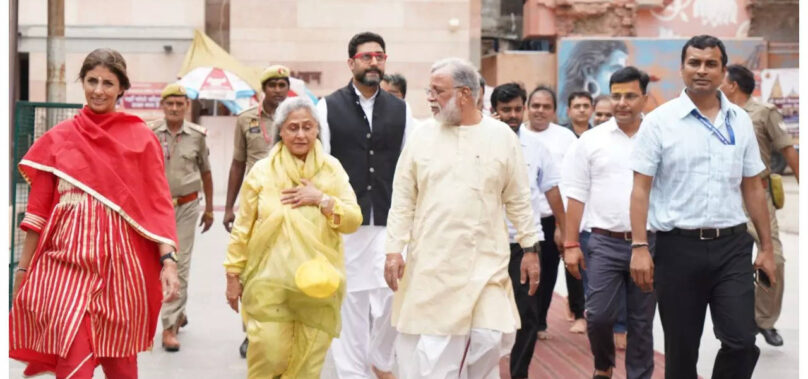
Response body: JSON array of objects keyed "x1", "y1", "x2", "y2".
[
  {"x1": 394, "y1": 329, "x2": 515, "y2": 379},
  {"x1": 322, "y1": 226, "x2": 398, "y2": 378}
]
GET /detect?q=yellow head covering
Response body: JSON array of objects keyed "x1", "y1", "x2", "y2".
[
  {"x1": 261, "y1": 64, "x2": 291, "y2": 85},
  {"x1": 161, "y1": 83, "x2": 188, "y2": 100}
]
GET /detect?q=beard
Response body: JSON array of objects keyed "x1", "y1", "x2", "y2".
[
  {"x1": 434, "y1": 94, "x2": 462, "y2": 125},
  {"x1": 354, "y1": 68, "x2": 383, "y2": 86}
]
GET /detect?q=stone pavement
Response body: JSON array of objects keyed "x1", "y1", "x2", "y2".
[{"x1": 9, "y1": 176, "x2": 799, "y2": 378}]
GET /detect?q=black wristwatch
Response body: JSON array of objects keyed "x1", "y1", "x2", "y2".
[
  {"x1": 523, "y1": 242, "x2": 541, "y2": 254},
  {"x1": 160, "y1": 251, "x2": 178, "y2": 265}
]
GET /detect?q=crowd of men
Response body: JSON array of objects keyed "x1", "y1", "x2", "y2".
[{"x1": 150, "y1": 32, "x2": 796, "y2": 379}]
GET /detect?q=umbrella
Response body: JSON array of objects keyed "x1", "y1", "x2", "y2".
[{"x1": 179, "y1": 66, "x2": 256, "y2": 101}]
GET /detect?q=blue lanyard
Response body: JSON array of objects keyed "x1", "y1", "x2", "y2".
[{"x1": 690, "y1": 109, "x2": 735, "y2": 145}]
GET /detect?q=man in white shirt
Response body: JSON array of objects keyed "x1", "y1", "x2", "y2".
[
  {"x1": 629, "y1": 35, "x2": 776, "y2": 379},
  {"x1": 491, "y1": 82, "x2": 566, "y2": 379},
  {"x1": 316, "y1": 32, "x2": 414, "y2": 379},
  {"x1": 384, "y1": 58, "x2": 540, "y2": 379},
  {"x1": 563, "y1": 67, "x2": 655, "y2": 379},
  {"x1": 523, "y1": 85, "x2": 586, "y2": 335}
]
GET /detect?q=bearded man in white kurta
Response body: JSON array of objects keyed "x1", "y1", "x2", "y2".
[{"x1": 384, "y1": 58, "x2": 541, "y2": 379}]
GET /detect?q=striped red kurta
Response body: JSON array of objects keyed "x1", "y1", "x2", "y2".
[{"x1": 11, "y1": 178, "x2": 159, "y2": 360}]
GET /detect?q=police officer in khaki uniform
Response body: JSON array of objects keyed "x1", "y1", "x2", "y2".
[
  {"x1": 722, "y1": 64, "x2": 799, "y2": 347},
  {"x1": 223, "y1": 65, "x2": 290, "y2": 357},
  {"x1": 149, "y1": 83, "x2": 214, "y2": 352}
]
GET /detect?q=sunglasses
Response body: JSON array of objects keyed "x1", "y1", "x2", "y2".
[{"x1": 352, "y1": 52, "x2": 388, "y2": 63}]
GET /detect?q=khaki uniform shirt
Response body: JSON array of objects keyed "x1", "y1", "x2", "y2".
[
  {"x1": 385, "y1": 116, "x2": 540, "y2": 336},
  {"x1": 234, "y1": 104, "x2": 275, "y2": 173},
  {"x1": 744, "y1": 99, "x2": 793, "y2": 177},
  {"x1": 149, "y1": 119, "x2": 211, "y2": 197}
]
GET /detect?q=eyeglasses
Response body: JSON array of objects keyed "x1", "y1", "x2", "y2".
[
  {"x1": 425, "y1": 86, "x2": 468, "y2": 97},
  {"x1": 609, "y1": 92, "x2": 641, "y2": 102},
  {"x1": 352, "y1": 52, "x2": 388, "y2": 63}
]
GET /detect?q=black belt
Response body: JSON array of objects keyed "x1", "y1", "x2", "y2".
[
  {"x1": 591, "y1": 228, "x2": 634, "y2": 241},
  {"x1": 662, "y1": 224, "x2": 747, "y2": 240}
]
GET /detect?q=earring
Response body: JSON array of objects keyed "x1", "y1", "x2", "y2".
[{"x1": 583, "y1": 75, "x2": 600, "y2": 97}]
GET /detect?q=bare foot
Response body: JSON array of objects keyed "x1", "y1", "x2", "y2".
[
  {"x1": 565, "y1": 299, "x2": 575, "y2": 321},
  {"x1": 537, "y1": 330, "x2": 551, "y2": 340},
  {"x1": 614, "y1": 332, "x2": 627, "y2": 350},
  {"x1": 569, "y1": 318, "x2": 586, "y2": 334}
]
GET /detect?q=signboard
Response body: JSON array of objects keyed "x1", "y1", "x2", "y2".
[
  {"x1": 121, "y1": 82, "x2": 166, "y2": 110},
  {"x1": 760, "y1": 68, "x2": 798, "y2": 137}
]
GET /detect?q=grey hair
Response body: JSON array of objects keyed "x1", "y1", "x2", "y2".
[
  {"x1": 431, "y1": 57, "x2": 481, "y2": 99},
  {"x1": 272, "y1": 97, "x2": 321, "y2": 144}
]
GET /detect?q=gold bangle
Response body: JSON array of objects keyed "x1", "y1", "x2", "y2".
[{"x1": 204, "y1": 211, "x2": 214, "y2": 218}]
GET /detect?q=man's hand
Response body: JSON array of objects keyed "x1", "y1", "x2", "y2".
[
  {"x1": 520, "y1": 252, "x2": 541, "y2": 295},
  {"x1": 281, "y1": 179, "x2": 323, "y2": 208},
  {"x1": 226, "y1": 274, "x2": 243, "y2": 312},
  {"x1": 754, "y1": 247, "x2": 777, "y2": 288},
  {"x1": 161, "y1": 261, "x2": 180, "y2": 303},
  {"x1": 223, "y1": 209, "x2": 235, "y2": 233},
  {"x1": 630, "y1": 246, "x2": 654, "y2": 292},
  {"x1": 384, "y1": 253, "x2": 406, "y2": 291},
  {"x1": 554, "y1": 228, "x2": 563, "y2": 254},
  {"x1": 564, "y1": 247, "x2": 586, "y2": 280},
  {"x1": 199, "y1": 211, "x2": 214, "y2": 233}
]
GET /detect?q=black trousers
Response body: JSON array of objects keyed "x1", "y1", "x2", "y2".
[
  {"x1": 537, "y1": 216, "x2": 586, "y2": 331},
  {"x1": 508, "y1": 243, "x2": 539, "y2": 379},
  {"x1": 655, "y1": 230, "x2": 760, "y2": 379}
]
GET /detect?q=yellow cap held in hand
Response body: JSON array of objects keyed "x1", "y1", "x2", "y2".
[
  {"x1": 261, "y1": 65, "x2": 291, "y2": 84},
  {"x1": 295, "y1": 256, "x2": 340, "y2": 299},
  {"x1": 161, "y1": 83, "x2": 188, "y2": 100}
]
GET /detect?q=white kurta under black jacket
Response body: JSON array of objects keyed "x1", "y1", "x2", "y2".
[{"x1": 385, "y1": 116, "x2": 540, "y2": 336}]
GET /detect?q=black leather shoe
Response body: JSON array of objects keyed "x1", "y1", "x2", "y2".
[
  {"x1": 759, "y1": 328, "x2": 784, "y2": 346},
  {"x1": 239, "y1": 337, "x2": 249, "y2": 358}
]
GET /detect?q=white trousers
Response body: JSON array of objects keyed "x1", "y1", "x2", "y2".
[
  {"x1": 322, "y1": 288, "x2": 397, "y2": 378},
  {"x1": 394, "y1": 329, "x2": 516, "y2": 379}
]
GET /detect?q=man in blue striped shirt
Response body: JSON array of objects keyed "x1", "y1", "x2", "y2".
[{"x1": 628, "y1": 35, "x2": 776, "y2": 379}]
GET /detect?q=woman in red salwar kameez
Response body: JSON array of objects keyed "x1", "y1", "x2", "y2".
[{"x1": 10, "y1": 48, "x2": 181, "y2": 379}]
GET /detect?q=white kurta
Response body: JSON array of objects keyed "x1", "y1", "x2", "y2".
[{"x1": 385, "y1": 116, "x2": 540, "y2": 336}]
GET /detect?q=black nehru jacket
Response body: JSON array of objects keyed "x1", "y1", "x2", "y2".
[{"x1": 325, "y1": 80, "x2": 406, "y2": 226}]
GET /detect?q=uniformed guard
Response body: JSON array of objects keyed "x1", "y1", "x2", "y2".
[
  {"x1": 223, "y1": 64, "x2": 290, "y2": 358},
  {"x1": 722, "y1": 64, "x2": 799, "y2": 348},
  {"x1": 149, "y1": 83, "x2": 214, "y2": 352}
]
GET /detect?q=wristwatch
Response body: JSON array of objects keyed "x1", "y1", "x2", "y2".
[
  {"x1": 523, "y1": 242, "x2": 541, "y2": 254},
  {"x1": 160, "y1": 251, "x2": 178, "y2": 264}
]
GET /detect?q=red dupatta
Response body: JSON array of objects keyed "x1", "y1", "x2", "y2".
[{"x1": 19, "y1": 106, "x2": 178, "y2": 248}]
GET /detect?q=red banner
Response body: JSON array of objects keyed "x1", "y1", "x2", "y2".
[{"x1": 121, "y1": 82, "x2": 166, "y2": 110}]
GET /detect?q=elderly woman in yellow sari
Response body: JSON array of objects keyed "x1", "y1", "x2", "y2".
[{"x1": 224, "y1": 96, "x2": 362, "y2": 378}]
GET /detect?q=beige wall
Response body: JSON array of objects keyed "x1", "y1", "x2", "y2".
[
  {"x1": 230, "y1": 0, "x2": 475, "y2": 118},
  {"x1": 480, "y1": 51, "x2": 556, "y2": 90},
  {"x1": 20, "y1": 0, "x2": 204, "y2": 26}
]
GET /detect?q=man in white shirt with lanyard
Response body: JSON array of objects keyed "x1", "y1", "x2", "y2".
[
  {"x1": 629, "y1": 35, "x2": 776, "y2": 379},
  {"x1": 563, "y1": 66, "x2": 656, "y2": 379}
]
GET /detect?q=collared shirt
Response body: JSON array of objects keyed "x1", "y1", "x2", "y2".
[
  {"x1": 233, "y1": 105, "x2": 273, "y2": 173},
  {"x1": 564, "y1": 122, "x2": 593, "y2": 138},
  {"x1": 631, "y1": 90, "x2": 765, "y2": 231},
  {"x1": 522, "y1": 122, "x2": 577, "y2": 217},
  {"x1": 507, "y1": 126, "x2": 559, "y2": 242},
  {"x1": 315, "y1": 83, "x2": 416, "y2": 290},
  {"x1": 744, "y1": 99, "x2": 794, "y2": 177},
  {"x1": 385, "y1": 116, "x2": 539, "y2": 335},
  {"x1": 562, "y1": 118, "x2": 637, "y2": 232},
  {"x1": 149, "y1": 119, "x2": 211, "y2": 197}
]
